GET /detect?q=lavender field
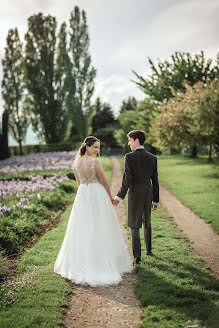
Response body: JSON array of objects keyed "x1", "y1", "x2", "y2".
[
  {"x1": 0, "y1": 151, "x2": 77, "y2": 176},
  {"x1": 0, "y1": 151, "x2": 77, "y2": 259}
]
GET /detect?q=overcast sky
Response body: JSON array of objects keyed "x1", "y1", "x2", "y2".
[{"x1": 0, "y1": 0, "x2": 218, "y2": 145}]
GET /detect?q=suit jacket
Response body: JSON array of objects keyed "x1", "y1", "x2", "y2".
[{"x1": 117, "y1": 148, "x2": 159, "y2": 229}]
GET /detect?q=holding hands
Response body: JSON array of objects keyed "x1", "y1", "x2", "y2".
[
  {"x1": 112, "y1": 199, "x2": 119, "y2": 206},
  {"x1": 111, "y1": 195, "x2": 158, "y2": 210}
]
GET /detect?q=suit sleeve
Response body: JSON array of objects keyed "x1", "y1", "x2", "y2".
[
  {"x1": 117, "y1": 154, "x2": 133, "y2": 200},
  {"x1": 151, "y1": 157, "x2": 159, "y2": 203}
]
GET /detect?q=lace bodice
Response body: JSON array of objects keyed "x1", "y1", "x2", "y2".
[{"x1": 74, "y1": 157, "x2": 99, "y2": 185}]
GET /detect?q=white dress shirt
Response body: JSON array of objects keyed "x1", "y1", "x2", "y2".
[{"x1": 115, "y1": 146, "x2": 158, "y2": 206}]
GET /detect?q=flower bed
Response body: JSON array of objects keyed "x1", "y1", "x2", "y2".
[
  {"x1": 0, "y1": 151, "x2": 77, "y2": 176},
  {"x1": 0, "y1": 151, "x2": 77, "y2": 258}
]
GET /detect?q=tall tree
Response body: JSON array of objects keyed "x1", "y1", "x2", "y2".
[
  {"x1": 120, "y1": 96, "x2": 137, "y2": 113},
  {"x1": 25, "y1": 14, "x2": 72, "y2": 144},
  {"x1": 55, "y1": 22, "x2": 75, "y2": 140},
  {"x1": 91, "y1": 98, "x2": 118, "y2": 147},
  {"x1": 152, "y1": 80, "x2": 219, "y2": 160},
  {"x1": 2, "y1": 28, "x2": 28, "y2": 155},
  {"x1": 92, "y1": 98, "x2": 115, "y2": 132},
  {"x1": 133, "y1": 51, "x2": 219, "y2": 103},
  {"x1": 69, "y1": 6, "x2": 96, "y2": 139}
]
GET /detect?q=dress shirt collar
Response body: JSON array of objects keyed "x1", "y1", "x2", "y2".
[{"x1": 135, "y1": 146, "x2": 145, "y2": 150}]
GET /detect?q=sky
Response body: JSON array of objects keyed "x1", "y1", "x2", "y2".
[{"x1": 0, "y1": 0, "x2": 218, "y2": 145}]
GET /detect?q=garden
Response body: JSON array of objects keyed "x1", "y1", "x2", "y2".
[{"x1": 0, "y1": 151, "x2": 77, "y2": 279}]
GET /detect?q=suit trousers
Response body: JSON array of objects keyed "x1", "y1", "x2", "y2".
[{"x1": 131, "y1": 216, "x2": 152, "y2": 259}]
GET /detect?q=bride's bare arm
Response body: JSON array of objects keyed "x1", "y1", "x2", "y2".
[
  {"x1": 73, "y1": 168, "x2": 80, "y2": 187},
  {"x1": 95, "y1": 159, "x2": 113, "y2": 201}
]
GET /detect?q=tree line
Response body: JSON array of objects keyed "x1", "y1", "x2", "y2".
[
  {"x1": 0, "y1": 6, "x2": 218, "y2": 161},
  {"x1": 115, "y1": 51, "x2": 219, "y2": 160},
  {"x1": 1, "y1": 6, "x2": 96, "y2": 157}
]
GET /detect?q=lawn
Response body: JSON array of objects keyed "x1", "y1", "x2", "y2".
[
  {"x1": 136, "y1": 207, "x2": 219, "y2": 328},
  {"x1": 158, "y1": 155, "x2": 219, "y2": 234},
  {"x1": 118, "y1": 156, "x2": 219, "y2": 328},
  {"x1": 0, "y1": 157, "x2": 112, "y2": 328}
]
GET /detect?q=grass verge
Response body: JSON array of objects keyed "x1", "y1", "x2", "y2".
[
  {"x1": 136, "y1": 207, "x2": 219, "y2": 328},
  {"x1": 158, "y1": 155, "x2": 219, "y2": 233},
  {"x1": 0, "y1": 157, "x2": 112, "y2": 328}
]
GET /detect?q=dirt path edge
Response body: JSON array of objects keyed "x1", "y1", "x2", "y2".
[{"x1": 160, "y1": 185, "x2": 219, "y2": 279}]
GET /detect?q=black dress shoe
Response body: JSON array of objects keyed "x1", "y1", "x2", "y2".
[
  {"x1": 146, "y1": 251, "x2": 153, "y2": 256},
  {"x1": 133, "y1": 257, "x2": 141, "y2": 266}
]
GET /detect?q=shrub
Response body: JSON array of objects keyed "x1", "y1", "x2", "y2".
[
  {"x1": 59, "y1": 181, "x2": 75, "y2": 193},
  {"x1": 0, "y1": 249, "x2": 10, "y2": 280}
]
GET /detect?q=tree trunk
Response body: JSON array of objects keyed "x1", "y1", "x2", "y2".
[
  {"x1": 0, "y1": 110, "x2": 10, "y2": 160},
  {"x1": 18, "y1": 139, "x2": 23, "y2": 155},
  {"x1": 191, "y1": 144, "x2": 198, "y2": 158}
]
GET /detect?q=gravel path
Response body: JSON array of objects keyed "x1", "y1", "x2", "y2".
[
  {"x1": 160, "y1": 185, "x2": 219, "y2": 279},
  {"x1": 63, "y1": 157, "x2": 143, "y2": 328}
]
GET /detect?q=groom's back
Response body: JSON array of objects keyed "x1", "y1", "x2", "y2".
[{"x1": 126, "y1": 149, "x2": 157, "y2": 185}]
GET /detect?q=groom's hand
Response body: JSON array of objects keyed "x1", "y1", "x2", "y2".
[
  {"x1": 112, "y1": 199, "x2": 120, "y2": 206},
  {"x1": 151, "y1": 204, "x2": 158, "y2": 211}
]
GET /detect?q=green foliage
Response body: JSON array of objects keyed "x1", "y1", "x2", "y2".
[
  {"x1": 0, "y1": 185, "x2": 75, "y2": 256},
  {"x1": 59, "y1": 181, "x2": 75, "y2": 193},
  {"x1": 55, "y1": 22, "x2": 75, "y2": 138},
  {"x1": 115, "y1": 98, "x2": 156, "y2": 149},
  {"x1": 40, "y1": 189, "x2": 66, "y2": 211},
  {"x1": 69, "y1": 6, "x2": 96, "y2": 139},
  {"x1": 25, "y1": 13, "x2": 72, "y2": 144},
  {"x1": 91, "y1": 98, "x2": 118, "y2": 147},
  {"x1": 120, "y1": 96, "x2": 137, "y2": 113},
  {"x1": 153, "y1": 80, "x2": 219, "y2": 159},
  {"x1": 2, "y1": 28, "x2": 29, "y2": 155},
  {"x1": 92, "y1": 98, "x2": 115, "y2": 131},
  {"x1": 133, "y1": 51, "x2": 219, "y2": 103},
  {"x1": 9, "y1": 142, "x2": 76, "y2": 157},
  {"x1": 95, "y1": 123, "x2": 120, "y2": 148},
  {"x1": 0, "y1": 249, "x2": 10, "y2": 279}
]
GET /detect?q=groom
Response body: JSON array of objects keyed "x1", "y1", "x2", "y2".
[{"x1": 113, "y1": 130, "x2": 159, "y2": 265}]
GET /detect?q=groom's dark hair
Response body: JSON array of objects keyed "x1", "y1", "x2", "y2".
[{"x1": 127, "y1": 130, "x2": 146, "y2": 145}]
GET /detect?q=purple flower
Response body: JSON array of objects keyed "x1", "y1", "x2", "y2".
[
  {"x1": 20, "y1": 197, "x2": 28, "y2": 203},
  {"x1": 0, "y1": 151, "x2": 77, "y2": 174},
  {"x1": 0, "y1": 205, "x2": 11, "y2": 217}
]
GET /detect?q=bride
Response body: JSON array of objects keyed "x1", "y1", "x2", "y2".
[{"x1": 54, "y1": 136, "x2": 132, "y2": 287}]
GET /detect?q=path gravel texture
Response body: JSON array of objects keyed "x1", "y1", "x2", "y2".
[
  {"x1": 63, "y1": 157, "x2": 143, "y2": 328},
  {"x1": 160, "y1": 185, "x2": 219, "y2": 279}
]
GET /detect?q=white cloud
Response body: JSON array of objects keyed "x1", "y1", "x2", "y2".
[
  {"x1": 107, "y1": 0, "x2": 219, "y2": 76},
  {"x1": 0, "y1": 0, "x2": 218, "y2": 125},
  {"x1": 92, "y1": 74, "x2": 144, "y2": 115}
]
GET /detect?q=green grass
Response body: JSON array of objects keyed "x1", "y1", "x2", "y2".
[
  {"x1": 0, "y1": 157, "x2": 112, "y2": 328},
  {"x1": 136, "y1": 207, "x2": 219, "y2": 328},
  {"x1": 118, "y1": 155, "x2": 219, "y2": 328},
  {"x1": 0, "y1": 198, "x2": 76, "y2": 328},
  {"x1": 158, "y1": 155, "x2": 219, "y2": 233}
]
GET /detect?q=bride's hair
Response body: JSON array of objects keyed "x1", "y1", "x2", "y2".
[{"x1": 76, "y1": 136, "x2": 100, "y2": 159}]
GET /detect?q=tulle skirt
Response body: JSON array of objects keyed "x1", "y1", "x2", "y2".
[{"x1": 54, "y1": 182, "x2": 132, "y2": 287}]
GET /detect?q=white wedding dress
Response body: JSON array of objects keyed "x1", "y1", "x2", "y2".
[{"x1": 54, "y1": 156, "x2": 132, "y2": 287}]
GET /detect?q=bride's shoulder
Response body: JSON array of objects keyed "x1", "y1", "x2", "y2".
[
  {"x1": 73, "y1": 157, "x2": 81, "y2": 168},
  {"x1": 93, "y1": 157, "x2": 100, "y2": 164},
  {"x1": 93, "y1": 157, "x2": 102, "y2": 168}
]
